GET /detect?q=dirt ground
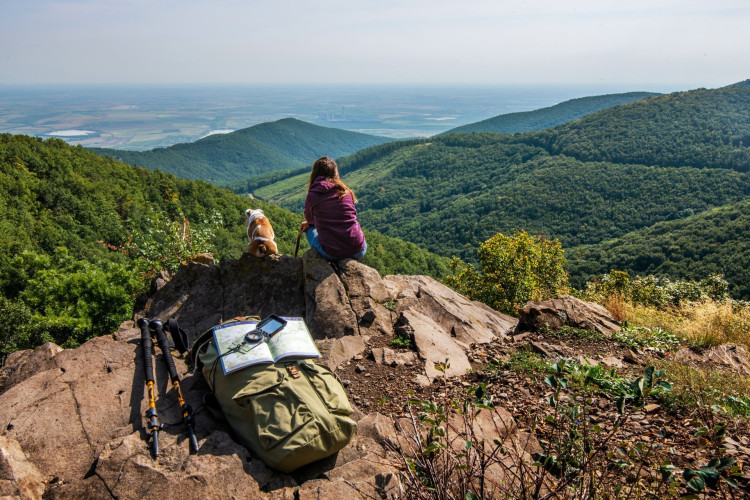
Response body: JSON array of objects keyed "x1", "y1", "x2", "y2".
[{"x1": 337, "y1": 328, "x2": 750, "y2": 495}]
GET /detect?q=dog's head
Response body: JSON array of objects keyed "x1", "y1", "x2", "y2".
[{"x1": 245, "y1": 208, "x2": 265, "y2": 226}]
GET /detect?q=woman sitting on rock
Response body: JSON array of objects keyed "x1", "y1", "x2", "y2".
[{"x1": 299, "y1": 156, "x2": 367, "y2": 261}]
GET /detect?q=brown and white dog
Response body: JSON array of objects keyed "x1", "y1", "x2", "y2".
[{"x1": 245, "y1": 209, "x2": 278, "y2": 257}]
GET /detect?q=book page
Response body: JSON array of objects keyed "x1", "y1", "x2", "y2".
[
  {"x1": 267, "y1": 318, "x2": 321, "y2": 362},
  {"x1": 212, "y1": 321, "x2": 274, "y2": 374}
]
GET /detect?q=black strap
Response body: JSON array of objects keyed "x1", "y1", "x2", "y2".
[{"x1": 167, "y1": 318, "x2": 191, "y2": 355}]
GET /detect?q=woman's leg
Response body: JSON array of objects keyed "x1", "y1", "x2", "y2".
[
  {"x1": 304, "y1": 227, "x2": 336, "y2": 261},
  {"x1": 350, "y1": 240, "x2": 367, "y2": 261}
]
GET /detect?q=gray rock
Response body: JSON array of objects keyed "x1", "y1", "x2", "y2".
[
  {"x1": 387, "y1": 275, "x2": 516, "y2": 344},
  {"x1": 0, "y1": 342, "x2": 62, "y2": 394},
  {"x1": 400, "y1": 310, "x2": 472, "y2": 379},
  {"x1": 517, "y1": 295, "x2": 621, "y2": 336},
  {"x1": 0, "y1": 435, "x2": 45, "y2": 500},
  {"x1": 303, "y1": 251, "x2": 358, "y2": 339},
  {"x1": 316, "y1": 336, "x2": 367, "y2": 371}
]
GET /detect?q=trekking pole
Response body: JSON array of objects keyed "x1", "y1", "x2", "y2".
[
  {"x1": 137, "y1": 318, "x2": 161, "y2": 458},
  {"x1": 294, "y1": 231, "x2": 302, "y2": 258},
  {"x1": 150, "y1": 319, "x2": 199, "y2": 454}
]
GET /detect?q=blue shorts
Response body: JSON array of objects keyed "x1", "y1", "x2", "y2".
[{"x1": 305, "y1": 227, "x2": 367, "y2": 261}]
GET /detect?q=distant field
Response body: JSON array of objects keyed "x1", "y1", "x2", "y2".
[{"x1": 0, "y1": 84, "x2": 666, "y2": 150}]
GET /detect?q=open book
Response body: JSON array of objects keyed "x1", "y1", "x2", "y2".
[{"x1": 213, "y1": 317, "x2": 320, "y2": 374}]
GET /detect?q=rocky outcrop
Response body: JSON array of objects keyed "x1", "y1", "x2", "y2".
[
  {"x1": 0, "y1": 251, "x2": 520, "y2": 499},
  {"x1": 517, "y1": 295, "x2": 621, "y2": 336},
  {"x1": 137, "y1": 251, "x2": 517, "y2": 381}
]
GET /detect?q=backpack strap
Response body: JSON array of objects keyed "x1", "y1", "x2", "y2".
[{"x1": 167, "y1": 318, "x2": 191, "y2": 355}]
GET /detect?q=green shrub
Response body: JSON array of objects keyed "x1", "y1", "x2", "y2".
[
  {"x1": 585, "y1": 270, "x2": 729, "y2": 308},
  {"x1": 446, "y1": 230, "x2": 569, "y2": 315},
  {"x1": 0, "y1": 297, "x2": 33, "y2": 365},
  {"x1": 1, "y1": 248, "x2": 143, "y2": 354},
  {"x1": 123, "y1": 207, "x2": 223, "y2": 276}
]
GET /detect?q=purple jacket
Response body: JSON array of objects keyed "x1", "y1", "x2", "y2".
[{"x1": 304, "y1": 177, "x2": 366, "y2": 258}]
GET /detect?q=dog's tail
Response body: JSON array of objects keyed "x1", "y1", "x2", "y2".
[{"x1": 257, "y1": 243, "x2": 269, "y2": 256}]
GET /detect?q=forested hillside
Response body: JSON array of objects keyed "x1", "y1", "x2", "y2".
[
  {"x1": 441, "y1": 92, "x2": 659, "y2": 135},
  {"x1": 0, "y1": 134, "x2": 448, "y2": 360},
  {"x1": 567, "y1": 199, "x2": 750, "y2": 297},
  {"x1": 249, "y1": 83, "x2": 750, "y2": 298},
  {"x1": 90, "y1": 118, "x2": 392, "y2": 183},
  {"x1": 520, "y1": 82, "x2": 750, "y2": 171}
]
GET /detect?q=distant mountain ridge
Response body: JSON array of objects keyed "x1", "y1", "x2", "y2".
[
  {"x1": 90, "y1": 118, "x2": 393, "y2": 183},
  {"x1": 440, "y1": 92, "x2": 660, "y2": 135}
]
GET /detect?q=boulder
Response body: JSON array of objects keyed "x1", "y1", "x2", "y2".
[
  {"x1": 517, "y1": 295, "x2": 621, "y2": 336},
  {"x1": 141, "y1": 253, "x2": 306, "y2": 337},
  {"x1": 316, "y1": 336, "x2": 367, "y2": 371},
  {"x1": 387, "y1": 275, "x2": 516, "y2": 344},
  {"x1": 0, "y1": 342, "x2": 62, "y2": 394},
  {"x1": 302, "y1": 251, "x2": 358, "y2": 339},
  {"x1": 398, "y1": 310, "x2": 473, "y2": 380},
  {"x1": 371, "y1": 347, "x2": 418, "y2": 367},
  {"x1": 674, "y1": 344, "x2": 750, "y2": 376}
]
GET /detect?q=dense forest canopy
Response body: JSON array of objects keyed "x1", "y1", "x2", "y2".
[
  {"x1": 90, "y1": 118, "x2": 393, "y2": 183},
  {"x1": 566, "y1": 199, "x2": 750, "y2": 298},
  {"x1": 519, "y1": 83, "x2": 750, "y2": 172}
]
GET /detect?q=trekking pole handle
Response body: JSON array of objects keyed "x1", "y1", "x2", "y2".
[
  {"x1": 137, "y1": 318, "x2": 154, "y2": 383},
  {"x1": 150, "y1": 319, "x2": 179, "y2": 382}
]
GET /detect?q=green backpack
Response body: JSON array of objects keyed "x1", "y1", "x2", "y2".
[{"x1": 191, "y1": 319, "x2": 357, "y2": 473}]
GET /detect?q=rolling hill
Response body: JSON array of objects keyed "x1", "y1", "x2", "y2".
[
  {"x1": 247, "y1": 82, "x2": 750, "y2": 297},
  {"x1": 90, "y1": 118, "x2": 393, "y2": 183},
  {"x1": 441, "y1": 92, "x2": 659, "y2": 135}
]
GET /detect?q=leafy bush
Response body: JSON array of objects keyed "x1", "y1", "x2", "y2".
[
  {"x1": 1, "y1": 249, "x2": 142, "y2": 356},
  {"x1": 446, "y1": 230, "x2": 568, "y2": 315},
  {"x1": 585, "y1": 270, "x2": 729, "y2": 308},
  {"x1": 0, "y1": 297, "x2": 33, "y2": 365},
  {"x1": 612, "y1": 325, "x2": 683, "y2": 353},
  {"x1": 123, "y1": 207, "x2": 223, "y2": 276},
  {"x1": 389, "y1": 333, "x2": 413, "y2": 349}
]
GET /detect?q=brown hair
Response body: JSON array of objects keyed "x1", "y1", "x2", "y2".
[{"x1": 308, "y1": 156, "x2": 357, "y2": 203}]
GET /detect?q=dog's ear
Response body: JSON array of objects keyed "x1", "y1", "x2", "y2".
[{"x1": 245, "y1": 208, "x2": 252, "y2": 221}]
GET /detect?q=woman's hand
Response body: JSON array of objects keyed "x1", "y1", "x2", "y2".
[{"x1": 299, "y1": 221, "x2": 311, "y2": 233}]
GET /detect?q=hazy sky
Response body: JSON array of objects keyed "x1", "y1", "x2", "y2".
[{"x1": 1, "y1": 0, "x2": 748, "y2": 87}]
